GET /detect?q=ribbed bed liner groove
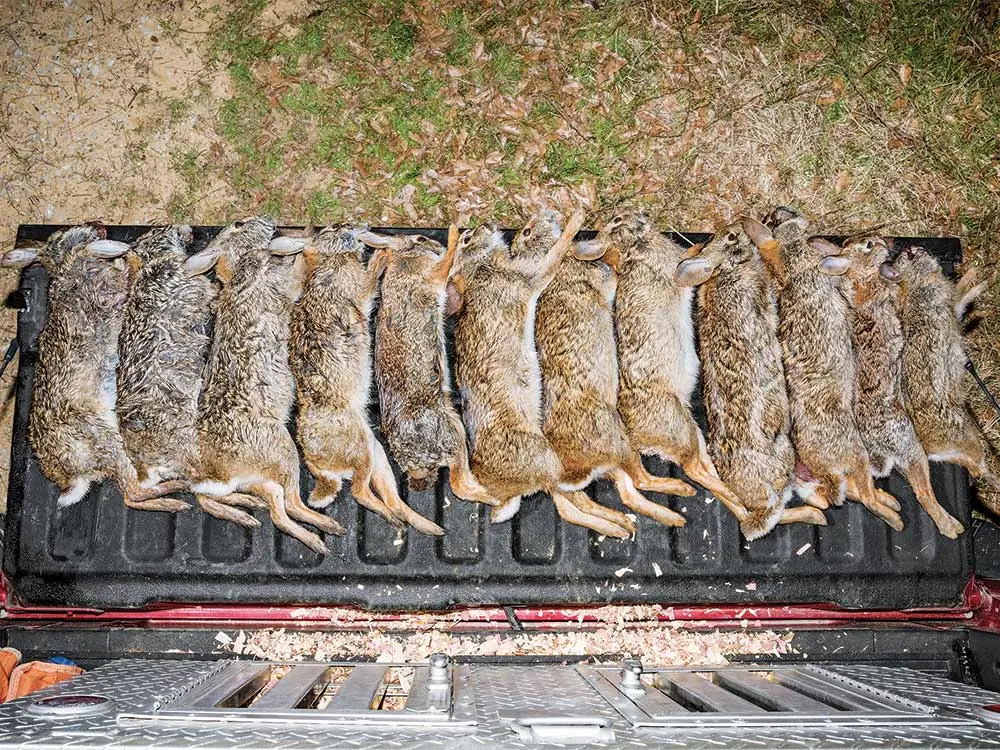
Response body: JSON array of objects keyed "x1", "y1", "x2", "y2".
[{"x1": 2, "y1": 225, "x2": 973, "y2": 610}]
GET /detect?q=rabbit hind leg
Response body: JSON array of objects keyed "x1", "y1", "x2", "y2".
[
  {"x1": 550, "y1": 490, "x2": 634, "y2": 538},
  {"x1": 245, "y1": 478, "x2": 330, "y2": 555},
  {"x1": 367, "y1": 436, "x2": 444, "y2": 536},
  {"x1": 195, "y1": 493, "x2": 260, "y2": 528},
  {"x1": 623, "y1": 453, "x2": 697, "y2": 497},
  {"x1": 447, "y1": 431, "x2": 502, "y2": 507},
  {"x1": 845, "y1": 463, "x2": 904, "y2": 530},
  {"x1": 609, "y1": 468, "x2": 686, "y2": 527},
  {"x1": 900, "y1": 454, "x2": 964, "y2": 538},
  {"x1": 271, "y1": 435, "x2": 346, "y2": 537}
]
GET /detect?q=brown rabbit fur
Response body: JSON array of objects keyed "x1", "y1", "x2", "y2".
[
  {"x1": 290, "y1": 225, "x2": 443, "y2": 536},
  {"x1": 883, "y1": 247, "x2": 998, "y2": 499},
  {"x1": 838, "y1": 236, "x2": 964, "y2": 538},
  {"x1": 2, "y1": 225, "x2": 185, "y2": 512},
  {"x1": 363, "y1": 230, "x2": 496, "y2": 507},
  {"x1": 534, "y1": 221, "x2": 695, "y2": 531},
  {"x1": 187, "y1": 217, "x2": 343, "y2": 555},
  {"x1": 117, "y1": 225, "x2": 221, "y2": 511},
  {"x1": 453, "y1": 210, "x2": 634, "y2": 538},
  {"x1": 754, "y1": 207, "x2": 903, "y2": 530},
  {"x1": 674, "y1": 220, "x2": 826, "y2": 539},
  {"x1": 588, "y1": 212, "x2": 747, "y2": 524}
]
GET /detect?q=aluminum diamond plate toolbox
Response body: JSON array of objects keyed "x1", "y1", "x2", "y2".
[
  {"x1": 4, "y1": 659, "x2": 1000, "y2": 748},
  {"x1": 3, "y1": 224, "x2": 973, "y2": 611}
]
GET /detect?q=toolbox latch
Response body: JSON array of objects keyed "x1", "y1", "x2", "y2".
[{"x1": 506, "y1": 714, "x2": 615, "y2": 745}]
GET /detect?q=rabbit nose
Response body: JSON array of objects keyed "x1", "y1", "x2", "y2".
[{"x1": 85, "y1": 221, "x2": 108, "y2": 239}]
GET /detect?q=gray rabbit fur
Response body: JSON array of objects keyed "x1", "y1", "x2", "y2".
[
  {"x1": 674, "y1": 219, "x2": 826, "y2": 539},
  {"x1": 187, "y1": 217, "x2": 343, "y2": 555}
]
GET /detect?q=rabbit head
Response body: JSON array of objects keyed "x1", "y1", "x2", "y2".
[
  {"x1": 573, "y1": 211, "x2": 658, "y2": 270},
  {"x1": 359, "y1": 231, "x2": 448, "y2": 278},
  {"x1": 183, "y1": 216, "x2": 304, "y2": 280},
  {"x1": 879, "y1": 246, "x2": 939, "y2": 287},
  {"x1": 126, "y1": 225, "x2": 194, "y2": 269},
  {"x1": 841, "y1": 235, "x2": 892, "y2": 284},
  {"x1": 673, "y1": 219, "x2": 762, "y2": 287},
  {"x1": 456, "y1": 223, "x2": 506, "y2": 275},
  {"x1": 3, "y1": 223, "x2": 128, "y2": 274},
  {"x1": 309, "y1": 224, "x2": 368, "y2": 262}
]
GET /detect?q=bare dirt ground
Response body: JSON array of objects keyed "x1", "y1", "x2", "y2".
[{"x1": 1, "y1": 0, "x2": 998, "y2": 518}]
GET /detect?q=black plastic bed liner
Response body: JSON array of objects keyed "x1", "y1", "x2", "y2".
[{"x1": 2, "y1": 225, "x2": 973, "y2": 611}]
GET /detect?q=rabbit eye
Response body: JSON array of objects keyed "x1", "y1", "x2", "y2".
[
  {"x1": 522, "y1": 226, "x2": 532, "y2": 237},
  {"x1": 725, "y1": 232, "x2": 737, "y2": 244},
  {"x1": 610, "y1": 216, "x2": 623, "y2": 226},
  {"x1": 233, "y1": 220, "x2": 245, "y2": 229}
]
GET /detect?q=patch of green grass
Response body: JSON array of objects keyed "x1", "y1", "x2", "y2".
[
  {"x1": 444, "y1": 8, "x2": 474, "y2": 65},
  {"x1": 211, "y1": 0, "x2": 268, "y2": 65},
  {"x1": 544, "y1": 142, "x2": 606, "y2": 183},
  {"x1": 167, "y1": 98, "x2": 191, "y2": 124},
  {"x1": 306, "y1": 189, "x2": 343, "y2": 223},
  {"x1": 172, "y1": 149, "x2": 204, "y2": 187},
  {"x1": 488, "y1": 42, "x2": 522, "y2": 91}
]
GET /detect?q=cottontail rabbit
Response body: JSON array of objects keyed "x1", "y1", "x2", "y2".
[
  {"x1": 583, "y1": 212, "x2": 747, "y2": 524},
  {"x1": 673, "y1": 219, "x2": 826, "y2": 539},
  {"x1": 534, "y1": 216, "x2": 696, "y2": 531},
  {"x1": 453, "y1": 210, "x2": 635, "y2": 537},
  {"x1": 3, "y1": 225, "x2": 185, "y2": 512},
  {"x1": 185, "y1": 217, "x2": 343, "y2": 555},
  {"x1": 836, "y1": 235, "x2": 964, "y2": 538},
  {"x1": 115, "y1": 225, "x2": 236, "y2": 518},
  {"x1": 880, "y1": 246, "x2": 997, "y2": 499},
  {"x1": 289, "y1": 224, "x2": 443, "y2": 536},
  {"x1": 360, "y1": 228, "x2": 497, "y2": 507},
  {"x1": 751, "y1": 207, "x2": 903, "y2": 530}
]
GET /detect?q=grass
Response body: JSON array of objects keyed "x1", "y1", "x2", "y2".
[{"x1": 179, "y1": 0, "x2": 1000, "y2": 506}]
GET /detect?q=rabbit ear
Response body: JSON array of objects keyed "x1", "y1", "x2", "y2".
[
  {"x1": 85, "y1": 239, "x2": 130, "y2": 258},
  {"x1": 268, "y1": 236, "x2": 308, "y2": 255},
  {"x1": 807, "y1": 237, "x2": 842, "y2": 256},
  {"x1": 674, "y1": 257, "x2": 717, "y2": 286},
  {"x1": 2, "y1": 245, "x2": 40, "y2": 268},
  {"x1": 357, "y1": 231, "x2": 402, "y2": 249},
  {"x1": 879, "y1": 263, "x2": 902, "y2": 283},
  {"x1": 573, "y1": 239, "x2": 606, "y2": 260},
  {"x1": 819, "y1": 255, "x2": 851, "y2": 276},
  {"x1": 741, "y1": 217, "x2": 777, "y2": 249},
  {"x1": 183, "y1": 245, "x2": 223, "y2": 277}
]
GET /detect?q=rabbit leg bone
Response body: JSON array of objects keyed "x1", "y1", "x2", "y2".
[
  {"x1": 778, "y1": 505, "x2": 827, "y2": 526},
  {"x1": 306, "y1": 474, "x2": 344, "y2": 509},
  {"x1": 901, "y1": 457, "x2": 964, "y2": 538},
  {"x1": 369, "y1": 438, "x2": 444, "y2": 536},
  {"x1": 246, "y1": 479, "x2": 330, "y2": 555},
  {"x1": 624, "y1": 455, "x2": 697, "y2": 497},
  {"x1": 610, "y1": 468, "x2": 686, "y2": 527},
  {"x1": 56, "y1": 477, "x2": 92, "y2": 508},
  {"x1": 551, "y1": 490, "x2": 633, "y2": 539},
  {"x1": 491, "y1": 496, "x2": 522, "y2": 523},
  {"x1": 196, "y1": 494, "x2": 261, "y2": 528}
]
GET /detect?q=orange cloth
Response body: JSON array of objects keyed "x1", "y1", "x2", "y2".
[
  {"x1": 6, "y1": 660, "x2": 82, "y2": 702},
  {"x1": 0, "y1": 648, "x2": 19, "y2": 700}
]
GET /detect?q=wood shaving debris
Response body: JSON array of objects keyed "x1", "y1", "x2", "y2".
[{"x1": 216, "y1": 626, "x2": 795, "y2": 665}]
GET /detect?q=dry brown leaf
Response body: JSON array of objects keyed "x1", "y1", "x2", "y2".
[{"x1": 898, "y1": 62, "x2": 912, "y2": 86}]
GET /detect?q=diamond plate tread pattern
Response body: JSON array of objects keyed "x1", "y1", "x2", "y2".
[
  {"x1": 0, "y1": 660, "x2": 999, "y2": 749},
  {"x1": 3, "y1": 225, "x2": 973, "y2": 612}
]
